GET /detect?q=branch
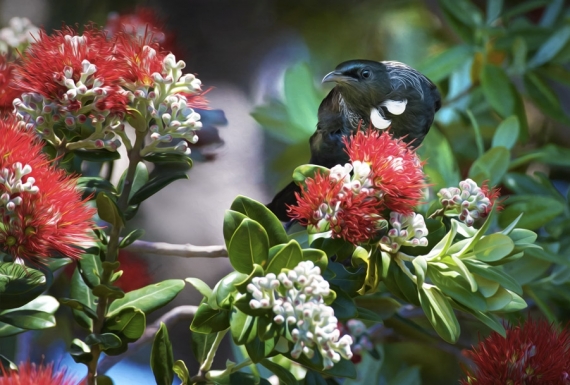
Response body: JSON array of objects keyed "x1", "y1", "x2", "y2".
[
  {"x1": 98, "y1": 305, "x2": 198, "y2": 374},
  {"x1": 124, "y1": 239, "x2": 228, "y2": 258}
]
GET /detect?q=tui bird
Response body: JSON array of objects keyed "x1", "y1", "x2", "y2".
[{"x1": 267, "y1": 59, "x2": 441, "y2": 221}]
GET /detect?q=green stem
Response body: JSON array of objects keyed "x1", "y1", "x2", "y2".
[
  {"x1": 231, "y1": 358, "x2": 253, "y2": 373},
  {"x1": 395, "y1": 257, "x2": 418, "y2": 284},
  {"x1": 85, "y1": 131, "x2": 146, "y2": 385}
]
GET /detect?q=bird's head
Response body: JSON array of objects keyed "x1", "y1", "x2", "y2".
[{"x1": 322, "y1": 60, "x2": 391, "y2": 117}]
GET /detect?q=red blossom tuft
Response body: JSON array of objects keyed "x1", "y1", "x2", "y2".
[
  {"x1": 0, "y1": 362, "x2": 78, "y2": 385},
  {"x1": 115, "y1": 250, "x2": 152, "y2": 292},
  {"x1": 13, "y1": 25, "x2": 126, "y2": 114},
  {"x1": 462, "y1": 319, "x2": 570, "y2": 385},
  {"x1": 0, "y1": 117, "x2": 96, "y2": 262},
  {"x1": 0, "y1": 54, "x2": 22, "y2": 113},
  {"x1": 288, "y1": 173, "x2": 383, "y2": 244},
  {"x1": 344, "y1": 129, "x2": 425, "y2": 214},
  {"x1": 480, "y1": 181, "x2": 503, "y2": 215}
]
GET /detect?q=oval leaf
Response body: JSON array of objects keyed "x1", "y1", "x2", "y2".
[
  {"x1": 151, "y1": 322, "x2": 174, "y2": 385},
  {"x1": 228, "y1": 218, "x2": 270, "y2": 274},
  {"x1": 108, "y1": 279, "x2": 185, "y2": 317}
]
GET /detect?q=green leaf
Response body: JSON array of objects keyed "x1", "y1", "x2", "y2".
[
  {"x1": 119, "y1": 228, "x2": 145, "y2": 249},
  {"x1": 230, "y1": 307, "x2": 258, "y2": 345},
  {"x1": 528, "y1": 25, "x2": 570, "y2": 68},
  {"x1": 499, "y1": 195, "x2": 565, "y2": 230},
  {"x1": 523, "y1": 72, "x2": 570, "y2": 124},
  {"x1": 0, "y1": 263, "x2": 47, "y2": 310},
  {"x1": 0, "y1": 296, "x2": 58, "y2": 337},
  {"x1": 59, "y1": 297, "x2": 97, "y2": 321},
  {"x1": 0, "y1": 354, "x2": 17, "y2": 372},
  {"x1": 0, "y1": 310, "x2": 55, "y2": 330},
  {"x1": 85, "y1": 333, "x2": 122, "y2": 350},
  {"x1": 355, "y1": 296, "x2": 401, "y2": 320},
  {"x1": 260, "y1": 359, "x2": 299, "y2": 385},
  {"x1": 428, "y1": 264, "x2": 487, "y2": 312},
  {"x1": 473, "y1": 234, "x2": 515, "y2": 262},
  {"x1": 463, "y1": 259, "x2": 522, "y2": 295},
  {"x1": 213, "y1": 271, "x2": 248, "y2": 309},
  {"x1": 355, "y1": 306, "x2": 384, "y2": 323},
  {"x1": 173, "y1": 360, "x2": 190, "y2": 385},
  {"x1": 492, "y1": 116, "x2": 519, "y2": 150},
  {"x1": 292, "y1": 165, "x2": 330, "y2": 186},
  {"x1": 223, "y1": 210, "x2": 248, "y2": 248},
  {"x1": 108, "y1": 279, "x2": 185, "y2": 317},
  {"x1": 266, "y1": 240, "x2": 303, "y2": 275},
  {"x1": 77, "y1": 253, "x2": 103, "y2": 288},
  {"x1": 103, "y1": 306, "x2": 146, "y2": 340},
  {"x1": 230, "y1": 195, "x2": 289, "y2": 246},
  {"x1": 185, "y1": 278, "x2": 213, "y2": 301},
  {"x1": 70, "y1": 338, "x2": 93, "y2": 364},
  {"x1": 92, "y1": 284, "x2": 124, "y2": 300},
  {"x1": 228, "y1": 218, "x2": 270, "y2": 274},
  {"x1": 96, "y1": 192, "x2": 124, "y2": 228},
  {"x1": 418, "y1": 285, "x2": 460, "y2": 343},
  {"x1": 486, "y1": 0, "x2": 503, "y2": 24},
  {"x1": 302, "y1": 248, "x2": 328, "y2": 272},
  {"x1": 418, "y1": 45, "x2": 472, "y2": 83},
  {"x1": 151, "y1": 322, "x2": 174, "y2": 385},
  {"x1": 418, "y1": 127, "x2": 460, "y2": 190},
  {"x1": 191, "y1": 332, "x2": 217, "y2": 365},
  {"x1": 191, "y1": 303, "x2": 230, "y2": 334},
  {"x1": 481, "y1": 64, "x2": 514, "y2": 118},
  {"x1": 330, "y1": 286, "x2": 358, "y2": 320},
  {"x1": 143, "y1": 152, "x2": 193, "y2": 168},
  {"x1": 468, "y1": 146, "x2": 510, "y2": 186},
  {"x1": 128, "y1": 170, "x2": 188, "y2": 206},
  {"x1": 246, "y1": 335, "x2": 275, "y2": 363},
  {"x1": 73, "y1": 149, "x2": 120, "y2": 162},
  {"x1": 76, "y1": 177, "x2": 117, "y2": 200}
]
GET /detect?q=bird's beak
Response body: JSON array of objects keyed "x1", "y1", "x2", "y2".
[{"x1": 322, "y1": 71, "x2": 356, "y2": 84}]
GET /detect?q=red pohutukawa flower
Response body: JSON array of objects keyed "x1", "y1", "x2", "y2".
[
  {"x1": 0, "y1": 362, "x2": 78, "y2": 385},
  {"x1": 0, "y1": 118, "x2": 95, "y2": 261},
  {"x1": 13, "y1": 25, "x2": 128, "y2": 114},
  {"x1": 344, "y1": 129, "x2": 425, "y2": 214},
  {"x1": 0, "y1": 54, "x2": 21, "y2": 113},
  {"x1": 288, "y1": 129, "x2": 425, "y2": 244},
  {"x1": 462, "y1": 319, "x2": 570, "y2": 385}
]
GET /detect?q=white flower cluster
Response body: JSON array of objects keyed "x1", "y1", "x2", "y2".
[
  {"x1": 14, "y1": 56, "x2": 126, "y2": 151},
  {"x1": 0, "y1": 163, "x2": 39, "y2": 215},
  {"x1": 438, "y1": 178, "x2": 492, "y2": 226},
  {"x1": 330, "y1": 161, "x2": 375, "y2": 196},
  {"x1": 0, "y1": 17, "x2": 39, "y2": 53},
  {"x1": 345, "y1": 319, "x2": 374, "y2": 355},
  {"x1": 380, "y1": 211, "x2": 428, "y2": 252},
  {"x1": 247, "y1": 261, "x2": 353, "y2": 369},
  {"x1": 135, "y1": 53, "x2": 203, "y2": 156}
]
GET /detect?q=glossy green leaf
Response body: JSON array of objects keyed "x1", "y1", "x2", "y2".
[
  {"x1": 499, "y1": 195, "x2": 565, "y2": 230},
  {"x1": 151, "y1": 322, "x2": 174, "y2": 385},
  {"x1": 70, "y1": 338, "x2": 93, "y2": 364},
  {"x1": 418, "y1": 285, "x2": 460, "y2": 343},
  {"x1": 228, "y1": 218, "x2": 270, "y2": 274},
  {"x1": 190, "y1": 303, "x2": 230, "y2": 334},
  {"x1": 92, "y1": 284, "x2": 124, "y2": 300},
  {"x1": 0, "y1": 310, "x2": 55, "y2": 330},
  {"x1": 260, "y1": 359, "x2": 299, "y2": 385},
  {"x1": 301, "y1": 248, "x2": 328, "y2": 272},
  {"x1": 330, "y1": 286, "x2": 358, "y2": 320},
  {"x1": 119, "y1": 228, "x2": 145, "y2": 249},
  {"x1": 473, "y1": 234, "x2": 515, "y2": 262},
  {"x1": 246, "y1": 334, "x2": 275, "y2": 363},
  {"x1": 0, "y1": 354, "x2": 17, "y2": 372},
  {"x1": 428, "y1": 265, "x2": 487, "y2": 312},
  {"x1": 212, "y1": 271, "x2": 248, "y2": 309},
  {"x1": 468, "y1": 146, "x2": 510, "y2": 186},
  {"x1": 523, "y1": 72, "x2": 570, "y2": 124},
  {"x1": 59, "y1": 297, "x2": 97, "y2": 321},
  {"x1": 492, "y1": 116, "x2": 519, "y2": 150},
  {"x1": 418, "y1": 127, "x2": 460, "y2": 190},
  {"x1": 108, "y1": 279, "x2": 185, "y2": 317},
  {"x1": 463, "y1": 259, "x2": 522, "y2": 295},
  {"x1": 528, "y1": 25, "x2": 570, "y2": 68},
  {"x1": 230, "y1": 308, "x2": 257, "y2": 345},
  {"x1": 96, "y1": 192, "x2": 124, "y2": 228},
  {"x1": 73, "y1": 149, "x2": 120, "y2": 162},
  {"x1": 128, "y1": 170, "x2": 188, "y2": 206},
  {"x1": 77, "y1": 253, "x2": 103, "y2": 288},
  {"x1": 223, "y1": 210, "x2": 248, "y2": 248},
  {"x1": 103, "y1": 306, "x2": 146, "y2": 340},
  {"x1": 191, "y1": 332, "x2": 217, "y2": 365},
  {"x1": 0, "y1": 263, "x2": 47, "y2": 310},
  {"x1": 418, "y1": 45, "x2": 472, "y2": 83},
  {"x1": 292, "y1": 164, "x2": 330, "y2": 185},
  {"x1": 230, "y1": 195, "x2": 289, "y2": 246},
  {"x1": 481, "y1": 64, "x2": 515, "y2": 118},
  {"x1": 173, "y1": 360, "x2": 190, "y2": 385},
  {"x1": 85, "y1": 333, "x2": 122, "y2": 350},
  {"x1": 486, "y1": 287, "x2": 513, "y2": 311},
  {"x1": 76, "y1": 177, "x2": 117, "y2": 200},
  {"x1": 266, "y1": 240, "x2": 303, "y2": 275}
]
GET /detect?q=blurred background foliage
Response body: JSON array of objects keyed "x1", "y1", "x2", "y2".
[{"x1": 0, "y1": 0, "x2": 568, "y2": 383}]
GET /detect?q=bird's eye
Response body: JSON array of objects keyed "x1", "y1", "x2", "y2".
[{"x1": 361, "y1": 69, "x2": 371, "y2": 79}]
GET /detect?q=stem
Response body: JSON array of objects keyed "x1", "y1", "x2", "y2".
[
  {"x1": 231, "y1": 358, "x2": 253, "y2": 373},
  {"x1": 124, "y1": 239, "x2": 227, "y2": 258},
  {"x1": 86, "y1": 131, "x2": 146, "y2": 385},
  {"x1": 395, "y1": 257, "x2": 417, "y2": 284}
]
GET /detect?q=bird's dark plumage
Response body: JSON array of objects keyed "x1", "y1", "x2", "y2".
[{"x1": 267, "y1": 59, "x2": 441, "y2": 221}]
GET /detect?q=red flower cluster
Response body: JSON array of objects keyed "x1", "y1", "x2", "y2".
[
  {"x1": 288, "y1": 129, "x2": 425, "y2": 244},
  {"x1": 13, "y1": 26, "x2": 128, "y2": 114},
  {"x1": 0, "y1": 54, "x2": 20, "y2": 113},
  {"x1": 0, "y1": 362, "x2": 77, "y2": 385},
  {"x1": 0, "y1": 118, "x2": 95, "y2": 261},
  {"x1": 462, "y1": 319, "x2": 570, "y2": 385}
]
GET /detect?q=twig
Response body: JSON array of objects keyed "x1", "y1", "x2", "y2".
[
  {"x1": 98, "y1": 305, "x2": 198, "y2": 374},
  {"x1": 125, "y1": 239, "x2": 228, "y2": 258}
]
